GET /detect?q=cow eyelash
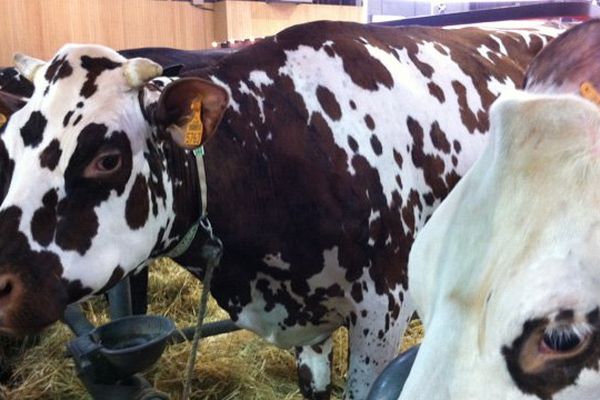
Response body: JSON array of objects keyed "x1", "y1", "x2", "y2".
[{"x1": 541, "y1": 323, "x2": 593, "y2": 353}]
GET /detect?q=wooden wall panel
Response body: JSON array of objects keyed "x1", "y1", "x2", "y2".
[
  {"x1": 0, "y1": 0, "x2": 363, "y2": 66},
  {"x1": 0, "y1": 0, "x2": 215, "y2": 65},
  {"x1": 213, "y1": 0, "x2": 363, "y2": 42}
]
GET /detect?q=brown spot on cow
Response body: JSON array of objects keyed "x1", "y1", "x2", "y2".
[
  {"x1": 351, "y1": 282, "x2": 363, "y2": 303},
  {"x1": 407, "y1": 117, "x2": 448, "y2": 198},
  {"x1": 401, "y1": 190, "x2": 421, "y2": 234},
  {"x1": 428, "y1": 81, "x2": 445, "y2": 103},
  {"x1": 316, "y1": 85, "x2": 342, "y2": 121},
  {"x1": 393, "y1": 149, "x2": 403, "y2": 168},
  {"x1": 63, "y1": 110, "x2": 74, "y2": 127},
  {"x1": 39, "y1": 139, "x2": 62, "y2": 171},
  {"x1": 125, "y1": 174, "x2": 150, "y2": 230},
  {"x1": 452, "y1": 80, "x2": 489, "y2": 133},
  {"x1": 434, "y1": 43, "x2": 448, "y2": 55},
  {"x1": 429, "y1": 121, "x2": 451, "y2": 153},
  {"x1": 364, "y1": 114, "x2": 375, "y2": 130},
  {"x1": 21, "y1": 111, "x2": 47, "y2": 148},
  {"x1": 453, "y1": 139, "x2": 462, "y2": 153},
  {"x1": 348, "y1": 135, "x2": 359, "y2": 152},
  {"x1": 55, "y1": 202, "x2": 98, "y2": 255},
  {"x1": 329, "y1": 40, "x2": 394, "y2": 90},
  {"x1": 445, "y1": 170, "x2": 461, "y2": 190},
  {"x1": 80, "y1": 56, "x2": 121, "y2": 99},
  {"x1": 423, "y1": 192, "x2": 434, "y2": 206},
  {"x1": 45, "y1": 55, "x2": 73, "y2": 84},
  {"x1": 31, "y1": 189, "x2": 58, "y2": 246},
  {"x1": 370, "y1": 135, "x2": 382, "y2": 156}
]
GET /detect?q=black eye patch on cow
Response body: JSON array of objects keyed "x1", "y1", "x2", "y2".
[
  {"x1": 64, "y1": 122, "x2": 132, "y2": 196},
  {"x1": 54, "y1": 122, "x2": 133, "y2": 255},
  {"x1": 502, "y1": 309, "x2": 600, "y2": 400}
]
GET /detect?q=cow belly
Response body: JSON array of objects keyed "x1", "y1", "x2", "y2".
[
  {"x1": 234, "y1": 286, "x2": 345, "y2": 348},
  {"x1": 229, "y1": 253, "x2": 353, "y2": 349}
]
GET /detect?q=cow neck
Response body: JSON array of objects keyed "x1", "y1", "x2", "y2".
[{"x1": 164, "y1": 146, "x2": 208, "y2": 259}]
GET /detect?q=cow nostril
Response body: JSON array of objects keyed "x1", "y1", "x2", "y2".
[
  {"x1": 0, "y1": 276, "x2": 15, "y2": 300},
  {"x1": 0, "y1": 280, "x2": 12, "y2": 298}
]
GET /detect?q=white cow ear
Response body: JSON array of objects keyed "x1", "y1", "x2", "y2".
[
  {"x1": 123, "y1": 58, "x2": 163, "y2": 88},
  {"x1": 13, "y1": 53, "x2": 45, "y2": 83},
  {"x1": 524, "y1": 19, "x2": 600, "y2": 95},
  {"x1": 154, "y1": 77, "x2": 229, "y2": 150}
]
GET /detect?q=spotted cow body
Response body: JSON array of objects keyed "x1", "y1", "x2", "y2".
[{"x1": 0, "y1": 21, "x2": 557, "y2": 399}]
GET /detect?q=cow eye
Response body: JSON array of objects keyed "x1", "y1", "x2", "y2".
[
  {"x1": 98, "y1": 154, "x2": 120, "y2": 171},
  {"x1": 540, "y1": 325, "x2": 590, "y2": 354},
  {"x1": 84, "y1": 150, "x2": 122, "y2": 178}
]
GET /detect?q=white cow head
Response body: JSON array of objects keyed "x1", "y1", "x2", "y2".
[
  {"x1": 0, "y1": 44, "x2": 228, "y2": 334},
  {"x1": 402, "y1": 20, "x2": 600, "y2": 400}
]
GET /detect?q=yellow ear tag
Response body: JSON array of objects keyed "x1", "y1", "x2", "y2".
[
  {"x1": 0, "y1": 114, "x2": 6, "y2": 128},
  {"x1": 580, "y1": 81, "x2": 600, "y2": 106},
  {"x1": 184, "y1": 98, "x2": 203, "y2": 147}
]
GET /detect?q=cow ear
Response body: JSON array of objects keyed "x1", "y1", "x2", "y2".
[
  {"x1": 524, "y1": 20, "x2": 600, "y2": 94},
  {"x1": 14, "y1": 53, "x2": 45, "y2": 83},
  {"x1": 154, "y1": 77, "x2": 229, "y2": 149},
  {"x1": 0, "y1": 91, "x2": 26, "y2": 127}
]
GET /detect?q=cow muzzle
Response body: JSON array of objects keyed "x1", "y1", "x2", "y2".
[{"x1": 0, "y1": 270, "x2": 67, "y2": 335}]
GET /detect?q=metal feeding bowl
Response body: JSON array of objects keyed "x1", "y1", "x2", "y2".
[{"x1": 91, "y1": 315, "x2": 176, "y2": 377}]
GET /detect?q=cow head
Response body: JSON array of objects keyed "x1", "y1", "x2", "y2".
[
  {"x1": 0, "y1": 44, "x2": 228, "y2": 335},
  {"x1": 401, "y1": 20, "x2": 600, "y2": 400}
]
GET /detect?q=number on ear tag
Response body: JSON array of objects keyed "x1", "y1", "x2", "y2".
[
  {"x1": 580, "y1": 81, "x2": 600, "y2": 106},
  {"x1": 184, "y1": 98, "x2": 204, "y2": 147},
  {"x1": 0, "y1": 114, "x2": 6, "y2": 128}
]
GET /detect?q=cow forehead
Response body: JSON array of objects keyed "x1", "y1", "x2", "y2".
[
  {"x1": 5, "y1": 45, "x2": 148, "y2": 158},
  {"x1": 409, "y1": 91, "x2": 600, "y2": 321},
  {"x1": 31, "y1": 43, "x2": 128, "y2": 94}
]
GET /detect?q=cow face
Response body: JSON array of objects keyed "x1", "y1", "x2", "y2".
[
  {"x1": 401, "y1": 20, "x2": 600, "y2": 400},
  {"x1": 0, "y1": 44, "x2": 227, "y2": 335}
]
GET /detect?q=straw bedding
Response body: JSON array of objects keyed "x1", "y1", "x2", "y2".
[{"x1": 0, "y1": 258, "x2": 423, "y2": 399}]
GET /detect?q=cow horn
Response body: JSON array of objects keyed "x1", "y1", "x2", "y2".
[
  {"x1": 123, "y1": 58, "x2": 163, "y2": 88},
  {"x1": 13, "y1": 53, "x2": 45, "y2": 82}
]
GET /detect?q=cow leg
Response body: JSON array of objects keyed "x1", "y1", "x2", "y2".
[
  {"x1": 344, "y1": 292, "x2": 414, "y2": 400},
  {"x1": 295, "y1": 336, "x2": 333, "y2": 400}
]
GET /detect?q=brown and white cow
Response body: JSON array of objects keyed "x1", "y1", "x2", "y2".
[
  {"x1": 0, "y1": 21, "x2": 557, "y2": 399},
  {"x1": 402, "y1": 20, "x2": 600, "y2": 400}
]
